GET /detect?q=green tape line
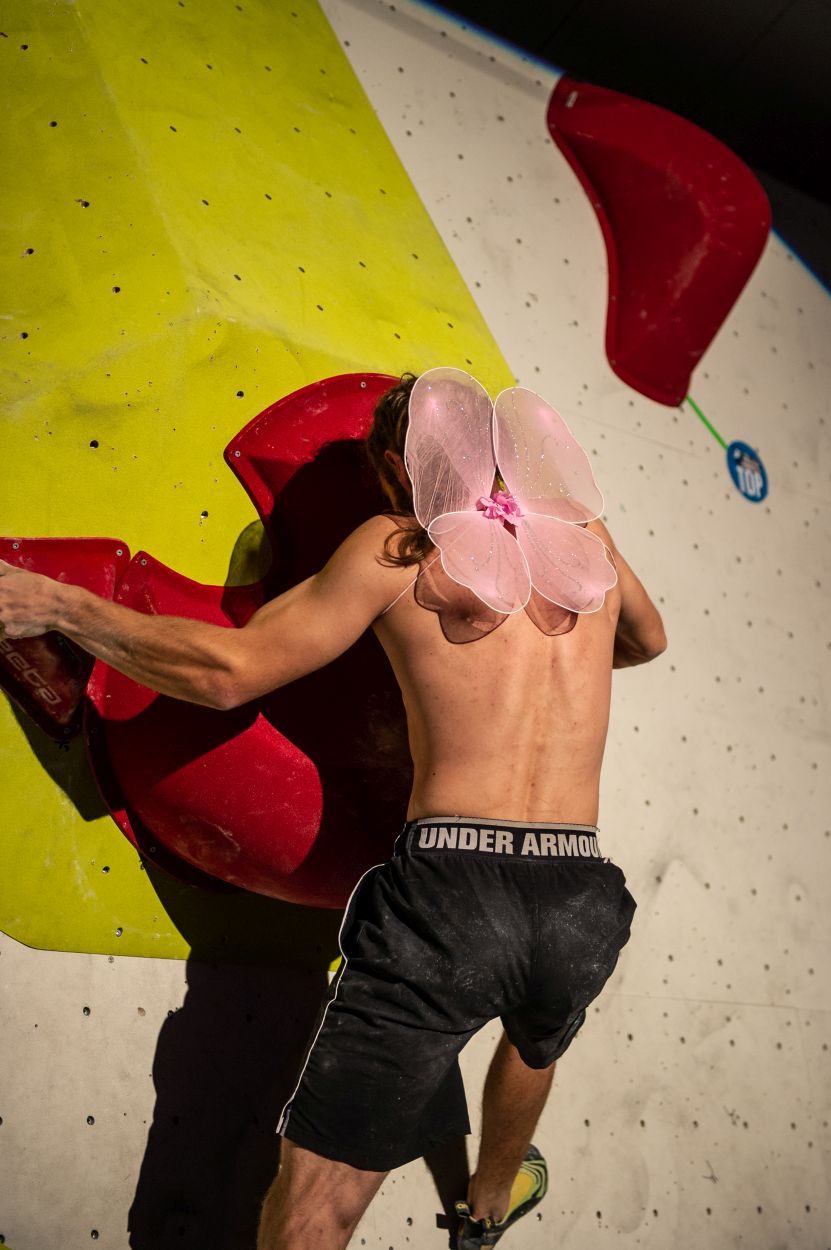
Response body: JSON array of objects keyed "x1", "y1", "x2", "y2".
[{"x1": 685, "y1": 395, "x2": 728, "y2": 450}]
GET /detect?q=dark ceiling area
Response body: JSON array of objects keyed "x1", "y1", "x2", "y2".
[{"x1": 437, "y1": 0, "x2": 831, "y2": 290}]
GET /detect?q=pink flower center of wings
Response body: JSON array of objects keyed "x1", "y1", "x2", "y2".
[{"x1": 475, "y1": 491, "x2": 524, "y2": 524}]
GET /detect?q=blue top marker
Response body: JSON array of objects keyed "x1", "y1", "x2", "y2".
[{"x1": 727, "y1": 440, "x2": 768, "y2": 503}]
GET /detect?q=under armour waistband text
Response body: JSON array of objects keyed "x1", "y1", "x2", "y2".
[{"x1": 400, "y1": 819, "x2": 604, "y2": 860}]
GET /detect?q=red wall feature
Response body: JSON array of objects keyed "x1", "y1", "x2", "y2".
[
  {"x1": 547, "y1": 77, "x2": 771, "y2": 406},
  {"x1": 84, "y1": 373, "x2": 410, "y2": 907}
]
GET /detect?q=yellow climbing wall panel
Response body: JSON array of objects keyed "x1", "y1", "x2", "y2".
[{"x1": 0, "y1": 0, "x2": 512, "y2": 959}]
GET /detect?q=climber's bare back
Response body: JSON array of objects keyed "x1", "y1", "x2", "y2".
[{"x1": 372, "y1": 518, "x2": 624, "y2": 827}]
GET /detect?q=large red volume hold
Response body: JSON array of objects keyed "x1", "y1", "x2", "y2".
[
  {"x1": 86, "y1": 374, "x2": 411, "y2": 907},
  {"x1": 547, "y1": 77, "x2": 771, "y2": 406}
]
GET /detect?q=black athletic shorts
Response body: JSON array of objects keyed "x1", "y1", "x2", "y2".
[{"x1": 278, "y1": 816, "x2": 636, "y2": 1172}]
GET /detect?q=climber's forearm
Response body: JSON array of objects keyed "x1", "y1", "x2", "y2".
[{"x1": 53, "y1": 583, "x2": 239, "y2": 709}]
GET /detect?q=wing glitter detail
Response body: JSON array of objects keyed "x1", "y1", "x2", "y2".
[{"x1": 428, "y1": 510, "x2": 531, "y2": 614}]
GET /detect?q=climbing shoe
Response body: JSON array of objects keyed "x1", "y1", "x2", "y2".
[{"x1": 455, "y1": 1144, "x2": 548, "y2": 1248}]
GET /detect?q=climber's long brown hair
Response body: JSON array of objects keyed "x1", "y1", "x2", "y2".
[{"x1": 364, "y1": 373, "x2": 434, "y2": 568}]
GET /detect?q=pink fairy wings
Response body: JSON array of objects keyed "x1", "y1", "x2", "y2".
[{"x1": 404, "y1": 368, "x2": 617, "y2": 617}]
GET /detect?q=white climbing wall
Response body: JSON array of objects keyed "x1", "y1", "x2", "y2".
[{"x1": 1, "y1": 1, "x2": 829, "y2": 1248}]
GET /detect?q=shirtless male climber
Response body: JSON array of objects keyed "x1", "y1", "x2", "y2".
[{"x1": 0, "y1": 370, "x2": 666, "y2": 1250}]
